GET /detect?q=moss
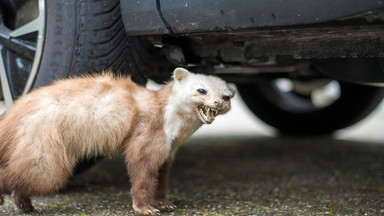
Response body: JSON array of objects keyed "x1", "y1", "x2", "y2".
[
  {"x1": 334, "y1": 169, "x2": 341, "y2": 178},
  {"x1": 72, "y1": 208, "x2": 89, "y2": 216},
  {"x1": 316, "y1": 212, "x2": 334, "y2": 215},
  {"x1": 167, "y1": 194, "x2": 180, "y2": 199},
  {"x1": 46, "y1": 199, "x2": 72, "y2": 208},
  {"x1": 285, "y1": 178, "x2": 294, "y2": 189},
  {"x1": 4, "y1": 199, "x2": 14, "y2": 205},
  {"x1": 241, "y1": 201, "x2": 283, "y2": 213},
  {"x1": 168, "y1": 193, "x2": 192, "y2": 202},
  {"x1": 378, "y1": 187, "x2": 384, "y2": 197},
  {"x1": 123, "y1": 199, "x2": 133, "y2": 205},
  {"x1": 224, "y1": 192, "x2": 236, "y2": 203},
  {"x1": 315, "y1": 189, "x2": 327, "y2": 196}
]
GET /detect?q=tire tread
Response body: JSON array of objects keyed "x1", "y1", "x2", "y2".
[{"x1": 71, "y1": 0, "x2": 149, "y2": 83}]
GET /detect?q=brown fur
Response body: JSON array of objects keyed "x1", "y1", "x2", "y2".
[{"x1": 0, "y1": 68, "x2": 235, "y2": 215}]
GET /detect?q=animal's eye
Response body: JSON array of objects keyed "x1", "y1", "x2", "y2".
[
  {"x1": 197, "y1": 88, "x2": 207, "y2": 95},
  {"x1": 222, "y1": 95, "x2": 230, "y2": 101}
]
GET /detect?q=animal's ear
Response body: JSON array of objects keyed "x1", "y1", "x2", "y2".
[
  {"x1": 173, "y1": 68, "x2": 190, "y2": 82},
  {"x1": 229, "y1": 85, "x2": 236, "y2": 97}
]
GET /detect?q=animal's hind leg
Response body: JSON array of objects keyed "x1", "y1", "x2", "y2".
[
  {"x1": 0, "y1": 187, "x2": 3, "y2": 205},
  {"x1": 12, "y1": 191, "x2": 35, "y2": 213},
  {"x1": 0, "y1": 171, "x2": 4, "y2": 205}
]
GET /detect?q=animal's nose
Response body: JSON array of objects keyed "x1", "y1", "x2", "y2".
[{"x1": 214, "y1": 100, "x2": 221, "y2": 106}]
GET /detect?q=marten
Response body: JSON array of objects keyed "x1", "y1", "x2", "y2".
[{"x1": 0, "y1": 68, "x2": 235, "y2": 215}]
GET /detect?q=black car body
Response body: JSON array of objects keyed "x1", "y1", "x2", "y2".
[{"x1": 1, "y1": 0, "x2": 384, "y2": 134}]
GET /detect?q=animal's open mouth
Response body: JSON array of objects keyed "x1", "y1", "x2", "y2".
[{"x1": 197, "y1": 105, "x2": 219, "y2": 124}]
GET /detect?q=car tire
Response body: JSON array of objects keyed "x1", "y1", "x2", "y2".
[
  {"x1": 1, "y1": 0, "x2": 151, "y2": 173},
  {"x1": 43, "y1": 0, "x2": 151, "y2": 173},
  {"x1": 35, "y1": 0, "x2": 148, "y2": 86},
  {"x1": 237, "y1": 79, "x2": 384, "y2": 135}
]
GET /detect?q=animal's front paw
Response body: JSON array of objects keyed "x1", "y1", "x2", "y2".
[
  {"x1": 156, "y1": 199, "x2": 176, "y2": 212},
  {"x1": 133, "y1": 203, "x2": 160, "y2": 215}
]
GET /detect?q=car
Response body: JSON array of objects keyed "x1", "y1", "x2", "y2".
[{"x1": 1, "y1": 0, "x2": 384, "y2": 135}]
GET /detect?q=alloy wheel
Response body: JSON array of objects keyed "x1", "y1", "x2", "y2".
[{"x1": 0, "y1": 0, "x2": 45, "y2": 115}]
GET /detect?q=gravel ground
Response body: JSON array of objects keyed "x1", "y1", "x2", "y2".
[
  {"x1": 1, "y1": 135, "x2": 384, "y2": 216},
  {"x1": 1, "y1": 97, "x2": 384, "y2": 215}
]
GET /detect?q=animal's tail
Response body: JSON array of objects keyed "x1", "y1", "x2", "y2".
[{"x1": 0, "y1": 195, "x2": 3, "y2": 205}]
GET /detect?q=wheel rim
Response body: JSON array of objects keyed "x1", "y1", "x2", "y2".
[
  {"x1": 269, "y1": 78, "x2": 341, "y2": 113},
  {"x1": 238, "y1": 79, "x2": 384, "y2": 134},
  {"x1": 0, "y1": 0, "x2": 45, "y2": 115}
]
